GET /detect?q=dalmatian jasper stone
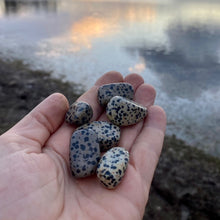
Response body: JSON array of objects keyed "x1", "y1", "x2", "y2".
[
  {"x1": 77, "y1": 121, "x2": 120, "y2": 152},
  {"x1": 106, "y1": 96, "x2": 148, "y2": 126},
  {"x1": 69, "y1": 129, "x2": 100, "y2": 178},
  {"x1": 96, "y1": 147, "x2": 129, "y2": 189},
  {"x1": 98, "y1": 83, "x2": 134, "y2": 106},
  {"x1": 65, "y1": 101, "x2": 93, "y2": 126}
]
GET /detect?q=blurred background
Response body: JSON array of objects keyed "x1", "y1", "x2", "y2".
[{"x1": 0, "y1": 0, "x2": 219, "y2": 219}]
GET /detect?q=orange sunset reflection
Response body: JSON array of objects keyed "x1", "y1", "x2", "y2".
[
  {"x1": 69, "y1": 4, "x2": 157, "y2": 51},
  {"x1": 129, "y1": 62, "x2": 146, "y2": 74},
  {"x1": 70, "y1": 16, "x2": 116, "y2": 50},
  {"x1": 125, "y1": 5, "x2": 156, "y2": 23}
]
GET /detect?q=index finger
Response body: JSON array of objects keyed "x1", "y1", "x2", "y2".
[
  {"x1": 78, "y1": 71, "x2": 123, "y2": 121},
  {"x1": 130, "y1": 106, "x2": 166, "y2": 189}
]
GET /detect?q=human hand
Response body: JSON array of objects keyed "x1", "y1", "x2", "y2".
[{"x1": 0, "y1": 71, "x2": 166, "y2": 220}]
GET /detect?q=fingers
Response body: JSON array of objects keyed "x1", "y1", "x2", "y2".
[
  {"x1": 98, "y1": 73, "x2": 145, "y2": 121},
  {"x1": 45, "y1": 71, "x2": 124, "y2": 160},
  {"x1": 78, "y1": 71, "x2": 123, "y2": 121},
  {"x1": 4, "y1": 93, "x2": 69, "y2": 150},
  {"x1": 119, "y1": 83, "x2": 156, "y2": 151},
  {"x1": 97, "y1": 73, "x2": 156, "y2": 152},
  {"x1": 130, "y1": 106, "x2": 166, "y2": 190},
  {"x1": 98, "y1": 106, "x2": 166, "y2": 218},
  {"x1": 124, "y1": 73, "x2": 144, "y2": 92}
]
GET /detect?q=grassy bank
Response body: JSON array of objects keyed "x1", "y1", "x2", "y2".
[{"x1": 0, "y1": 59, "x2": 219, "y2": 219}]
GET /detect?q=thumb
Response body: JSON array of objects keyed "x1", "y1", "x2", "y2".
[{"x1": 4, "y1": 93, "x2": 69, "y2": 150}]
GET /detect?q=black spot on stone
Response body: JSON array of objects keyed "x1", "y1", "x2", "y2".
[
  {"x1": 106, "y1": 176, "x2": 111, "y2": 180},
  {"x1": 105, "y1": 170, "x2": 111, "y2": 176},
  {"x1": 80, "y1": 144, "x2": 86, "y2": 150},
  {"x1": 76, "y1": 169, "x2": 81, "y2": 173},
  {"x1": 101, "y1": 169, "x2": 106, "y2": 173},
  {"x1": 84, "y1": 137, "x2": 89, "y2": 142},
  {"x1": 101, "y1": 180, "x2": 108, "y2": 187},
  {"x1": 113, "y1": 182, "x2": 118, "y2": 187}
]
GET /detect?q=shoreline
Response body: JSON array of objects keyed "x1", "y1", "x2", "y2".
[
  {"x1": 0, "y1": 58, "x2": 83, "y2": 133},
  {"x1": 0, "y1": 59, "x2": 219, "y2": 219}
]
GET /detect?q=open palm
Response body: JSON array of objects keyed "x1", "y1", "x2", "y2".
[{"x1": 0, "y1": 72, "x2": 166, "y2": 220}]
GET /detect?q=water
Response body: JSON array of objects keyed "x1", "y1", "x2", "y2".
[{"x1": 0, "y1": 0, "x2": 220, "y2": 156}]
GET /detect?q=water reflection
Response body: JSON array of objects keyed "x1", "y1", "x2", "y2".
[
  {"x1": 3, "y1": 0, "x2": 57, "y2": 15},
  {"x1": 70, "y1": 16, "x2": 117, "y2": 51},
  {"x1": 128, "y1": 60, "x2": 146, "y2": 74},
  {"x1": 127, "y1": 23, "x2": 220, "y2": 99}
]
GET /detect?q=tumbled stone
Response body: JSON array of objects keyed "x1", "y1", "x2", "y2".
[
  {"x1": 77, "y1": 121, "x2": 120, "y2": 152},
  {"x1": 96, "y1": 147, "x2": 129, "y2": 189},
  {"x1": 69, "y1": 129, "x2": 100, "y2": 178},
  {"x1": 106, "y1": 96, "x2": 147, "y2": 126},
  {"x1": 65, "y1": 101, "x2": 93, "y2": 126},
  {"x1": 98, "y1": 83, "x2": 134, "y2": 106}
]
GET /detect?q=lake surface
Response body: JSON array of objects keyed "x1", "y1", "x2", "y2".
[{"x1": 0, "y1": 0, "x2": 220, "y2": 156}]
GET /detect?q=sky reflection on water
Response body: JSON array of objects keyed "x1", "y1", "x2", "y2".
[{"x1": 0, "y1": 0, "x2": 220, "y2": 155}]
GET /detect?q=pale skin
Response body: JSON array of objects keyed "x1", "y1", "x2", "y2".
[{"x1": 0, "y1": 71, "x2": 166, "y2": 220}]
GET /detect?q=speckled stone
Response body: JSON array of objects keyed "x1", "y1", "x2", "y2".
[
  {"x1": 106, "y1": 96, "x2": 147, "y2": 126},
  {"x1": 65, "y1": 101, "x2": 93, "y2": 126},
  {"x1": 98, "y1": 83, "x2": 134, "y2": 106},
  {"x1": 77, "y1": 121, "x2": 120, "y2": 152},
  {"x1": 69, "y1": 129, "x2": 100, "y2": 178},
  {"x1": 96, "y1": 147, "x2": 129, "y2": 189}
]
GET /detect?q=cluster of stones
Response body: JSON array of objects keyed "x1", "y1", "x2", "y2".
[{"x1": 66, "y1": 82, "x2": 148, "y2": 189}]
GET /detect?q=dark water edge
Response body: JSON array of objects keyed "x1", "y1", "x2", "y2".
[
  {"x1": 0, "y1": 59, "x2": 219, "y2": 219},
  {"x1": 0, "y1": 58, "x2": 83, "y2": 133},
  {"x1": 144, "y1": 135, "x2": 220, "y2": 220}
]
